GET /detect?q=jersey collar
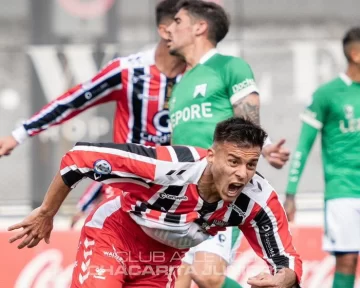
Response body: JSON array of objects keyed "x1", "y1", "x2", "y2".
[
  {"x1": 339, "y1": 72, "x2": 352, "y2": 86},
  {"x1": 199, "y1": 48, "x2": 218, "y2": 64}
]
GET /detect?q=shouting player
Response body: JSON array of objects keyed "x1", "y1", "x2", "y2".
[
  {"x1": 8, "y1": 117, "x2": 302, "y2": 288},
  {"x1": 284, "y1": 27, "x2": 360, "y2": 288},
  {"x1": 166, "y1": 1, "x2": 290, "y2": 287}
]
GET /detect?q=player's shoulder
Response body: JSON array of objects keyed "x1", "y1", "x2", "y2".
[
  {"x1": 114, "y1": 48, "x2": 156, "y2": 70},
  {"x1": 313, "y1": 75, "x2": 346, "y2": 97},
  {"x1": 241, "y1": 172, "x2": 276, "y2": 208},
  {"x1": 156, "y1": 145, "x2": 207, "y2": 162},
  {"x1": 207, "y1": 53, "x2": 250, "y2": 69}
]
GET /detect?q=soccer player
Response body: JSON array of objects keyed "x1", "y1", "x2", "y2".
[
  {"x1": 166, "y1": 1, "x2": 290, "y2": 287},
  {"x1": 8, "y1": 117, "x2": 302, "y2": 288},
  {"x1": 284, "y1": 27, "x2": 360, "y2": 288},
  {"x1": 0, "y1": 0, "x2": 184, "y2": 155},
  {"x1": 0, "y1": 0, "x2": 184, "y2": 227}
]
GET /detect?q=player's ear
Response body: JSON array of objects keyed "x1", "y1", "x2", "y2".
[
  {"x1": 207, "y1": 147, "x2": 215, "y2": 164},
  {"x1": 194, "y1": 20, "x2": 208, "y2": 37},
  {"x1": 158, "y1": 24, "x2": 170, "y2": 40}
]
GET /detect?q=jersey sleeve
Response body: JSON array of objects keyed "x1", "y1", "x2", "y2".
[
  {"x1": 11, "y1": 58, "x2": 124, "y2": 144},
  {"x1": 60, "y1": 143, "x2": 206, "y2": 188},
  {"x1": 224, "y1": 57, "x2": 259, "y2": 105},
  {"x1": 241, "y1": 191, "x2": 303, "y2": 285}
]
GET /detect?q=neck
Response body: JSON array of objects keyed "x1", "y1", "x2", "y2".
[
  {"x1": 155, "y1": 40, "x2": 186, "y2": 78},
  {"x1": 346, "y1": 63, "x2": 360, "y2": 83},
  {"x1": 198, "y1": 165, "x2": 221, "y2": 203},
  {"x1": 182, "y1": 39, "x2": 216, "y2": 69}
]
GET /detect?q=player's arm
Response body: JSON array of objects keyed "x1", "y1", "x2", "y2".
[
  {"x1": 0, "y1": 58, "x2": 124, "y2": 157},
  {"x1": 241, "y1": 192, "x2": 303, "y2": 287},
  {"x1": 225, "y1": 57, "x2": 289, "y2": 168},
  {"x1": 284, "y1": 89, "x2": 326, "y2": 221}
]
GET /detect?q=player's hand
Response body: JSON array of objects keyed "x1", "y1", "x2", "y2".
[
  {"x1": 283, "y1": 194, "x2": 296, "y2": 222},
  {"x1": 0, "y1": 135, "x2": 19, "y2": 157},
  {"x1": 8, "y1": 207, "x2": 54, "y2": 249},
  {"x1": 262, "y1": 139, "x2": 290, "y2": 169},
  {"x1": 247, "y1": 269, "x2": 297, "y2": 288},
  {"x1": 70, "y1": 210, "x2": 85, "y2": 229}
]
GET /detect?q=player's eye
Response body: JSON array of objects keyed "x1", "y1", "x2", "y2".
[
  {"x1": 247, "y1": 162, "x2": 257, "y2": 170},
  {"x1": 228, "y1": 159, "x2": 238, "y2": 166}
]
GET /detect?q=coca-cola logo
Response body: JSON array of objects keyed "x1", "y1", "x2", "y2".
[{"x1": 15, "y1": 249, "x2": 74, "y2": 288}]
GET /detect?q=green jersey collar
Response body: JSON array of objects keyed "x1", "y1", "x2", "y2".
[
  {"x1": 339, "y1": 73, "x2": 352, "y2": 86},
  {"x1": 199, "y1": 48, "x2": 218, "y2": 64}
]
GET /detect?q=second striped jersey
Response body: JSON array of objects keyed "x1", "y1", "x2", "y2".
[
  {"x1": 60, "y1": 142, "x2": 302, "y2": 281},
  {"x1": 12, "y1": 48, "x2": 182, "y2": 146}
]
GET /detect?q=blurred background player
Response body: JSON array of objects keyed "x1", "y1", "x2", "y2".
[
  {"x1": 0, "y1": 0, "x2": 185, "y2": 225},
  {"x1": 284, "y1": 27, "x2": 360, "y2": 288},
  {"x1": 166, "y1": 1, "x2": 291, "y2": 288}
]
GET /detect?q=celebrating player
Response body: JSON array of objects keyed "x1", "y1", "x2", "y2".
[
  {"x1": 166, "y1": 1, "x2": 290, "y2": 287},
  {"x1": 284, "y1": 27, "x2": 360, "y2": 288},
  {"x1": 8, "y1": 117, "x2": 302, "y2": 288}
]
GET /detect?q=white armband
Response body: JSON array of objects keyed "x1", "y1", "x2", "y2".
[{"x1": 11, "y1": 125, "x2": 29, "y2": 144}]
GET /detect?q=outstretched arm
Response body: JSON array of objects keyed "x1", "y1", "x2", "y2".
[{"x1": 8, "y1": 171, "x2": 71, "y2": 249}]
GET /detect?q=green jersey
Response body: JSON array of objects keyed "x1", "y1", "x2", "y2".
[
  {"x1": 286, "y1": 73, "x2": 360, "y2": 200},
  {"x1": 169, "y1": 49, "x2": 258, "y2": 148}
]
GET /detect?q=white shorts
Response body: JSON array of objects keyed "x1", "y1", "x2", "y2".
[
  {"x1": 323, "y1": 198, "x2": 360, "y2": 252},
  {"x1": 182, "y1": 227, "x2": 242, "y2": 265}
]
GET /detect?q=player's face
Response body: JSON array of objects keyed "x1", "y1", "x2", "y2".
[
  {"x1": 166, "y1": 9, "x2": 196, "y2": 56},
  {"x1": 207, "y1": 142, "x2": 261, "y2": 202}
]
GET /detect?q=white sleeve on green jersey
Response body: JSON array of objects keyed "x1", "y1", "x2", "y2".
[
  {"x1": 299, "y1": 89, "x2": 328, "y2": 130},
  {"x1": 225, "y1": 57, "x2": 259, "y2": 104}
]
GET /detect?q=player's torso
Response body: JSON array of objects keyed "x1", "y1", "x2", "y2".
[
  {"x1": 118, "y1": 173, "x2": 270, "y2": 249},
  {"x1": 321, "y1": 76, "x2": 360, "y2": 198},
  {"x1": 169, "y1": 57, "x2": 233, "y2": 148},
  {"x1": 113, "y1": 50, "x2": 181, "y2": 146}
]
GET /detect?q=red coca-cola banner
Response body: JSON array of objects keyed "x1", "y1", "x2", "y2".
[{"x1": 1, "y1": 227, "x2": 359, "y2": 288}]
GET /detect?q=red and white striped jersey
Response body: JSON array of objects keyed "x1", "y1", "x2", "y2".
[
  {"x1": 60, "y1": 142, "x2": 302, "y2": 282},
  {"x1": 13, "y1": 48, "x2": 182, "y2": 146}
]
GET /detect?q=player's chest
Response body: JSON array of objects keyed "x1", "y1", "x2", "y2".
[
  {"x1": 170, "y1": 68, "x2": 227, "y2": 110},
  {"x1": 328, "y1": 90, "x2": 360, "y2": 133}
]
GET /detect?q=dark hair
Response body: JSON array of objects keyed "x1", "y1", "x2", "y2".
[
  {"x1": 176, "y1": 0, "x2": 229, "y2": 45},
  {"x1": 213, "y1": 117, "x2": 267, "y2": 148},
  {"x1": 343, "y1": 27, "x2": 360, "y2": 62},
  {"x1": 156, "y1": 0, "x2": 182, "y2": 26}
]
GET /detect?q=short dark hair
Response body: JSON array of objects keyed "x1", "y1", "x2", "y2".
[
  {"x1": 156, "y1": 0, "x2": 182, "y2": 26},
  {"x1": 343, "y1": 27, "x2": 360, "y2": 62},
  {"x1": 176, "y1": 0, "x2": 229, "y2": 45},
  {"x1": 213, "y1": 117, "x2": 267, "y2": 149}
]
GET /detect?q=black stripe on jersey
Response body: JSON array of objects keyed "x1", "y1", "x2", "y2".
[
  {"x1": 75, "y1": 142, "x2": 157, "y2": 159},
  {"x1": 172, "y1": 146, "x2": 195, "y2": 162},
  {"x1": 131, "y1": 68, "x2": 146, "y2": 143},
  {"x1": 256, "y1": 171, "x2": 265, "y2": 179},
  {"x1": 227, "y1": 193, "x2": 251, "y2": 226},
  {"x1": 62, "y1": 170, "x2": 84, "y2": 187},
  {"x1": 24, "y1": 71, "x2": 122, "y2": 131},
  {"x1": 164, "y1": 212, "x2": 181, "y2": 224},
  {"x1": 150, "y1": 186, "x2": 184, "y2": 213},
  {"x1": 253, "y1": 208, "x2": 290, "y2": 270}
]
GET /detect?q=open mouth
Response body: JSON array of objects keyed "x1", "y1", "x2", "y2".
[{"x1": 227, "y1": 183, "x2": 244, "y2": 197}]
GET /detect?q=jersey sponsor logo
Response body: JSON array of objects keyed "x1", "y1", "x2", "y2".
[
  {"x1": 159, "y1": 193, "x2": 188, "y2": 201},
  {"x1": 339, "y1": 104, "x2": 360, "y2": 133},
  {"x1": 140, "y1": 131, "x2": 170, "y2": 144},
  {"x1": 170, "y1": 103, "x2": 213, "y2": 128},
  {"x1": 229, "y1": 203, "x2": 246, "y2": 217},
  {"x1": 153, "y1": 110, "x2": 171, "y2": 134},
  {"x1": 211, "y1": 219, "x2": 229, "y2": 227},
  {"x1": 218, "y1": 233, "x2": 226, "y2": 243},
  {"x1": 193, "y1": 84, "x2": 207, "y2": 98},
  {"x1": 93, "y1": 159, "x2": 112, "y2": 175},
  {"x1": 232, "y1": 79, "x2": 255, "y2": 94}
]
